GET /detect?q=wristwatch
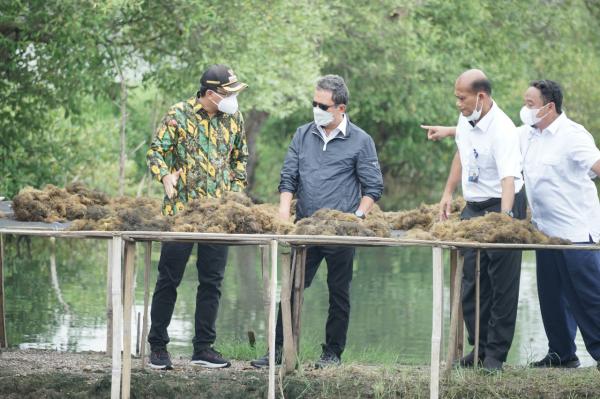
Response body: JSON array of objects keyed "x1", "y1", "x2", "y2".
[
  {"x1": 355, "y1": 210, "x2": 366, "y2": 219},
  {"x1": 503, "y1": 210, "x2": 514, "y2": 218}
]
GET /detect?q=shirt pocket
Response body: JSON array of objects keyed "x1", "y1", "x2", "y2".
[{"x1": 541, "y1": 156, "x2": 566, "y2": 177}]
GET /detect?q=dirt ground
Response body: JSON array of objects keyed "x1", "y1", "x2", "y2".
[{"x1": 1, "y1": 349, "x2": 599, "y2": 399}]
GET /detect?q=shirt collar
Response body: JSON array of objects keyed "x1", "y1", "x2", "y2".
[
  {"x1": 317, "y1": 114, "x2": 347, "y2": 137},
  {"x1": 471, "y1": 100, "x2": 496, "y2": 133},
  {"x1": 542, "y1": 112, "x2": 566, "y2": 136}
]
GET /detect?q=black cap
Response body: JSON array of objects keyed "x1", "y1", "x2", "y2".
[{"x1": 200, "y1": 64, "x2": 248, "y2": 94}]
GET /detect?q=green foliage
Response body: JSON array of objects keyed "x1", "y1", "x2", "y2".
[{"x1": 2, "y1": 0, "x2": 600, "y2": 207}]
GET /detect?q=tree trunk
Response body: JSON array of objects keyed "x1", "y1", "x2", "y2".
[
  {"x1": 118, "y1": 75, "x2": 128, "y2": 196},
  {"x1": 244, "y1": 109, "x2": 269, "y2": 193}
]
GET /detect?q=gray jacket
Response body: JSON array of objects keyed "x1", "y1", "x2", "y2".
[{"x1": 278, "y1": 119, "x2": 384, "y2": 219}]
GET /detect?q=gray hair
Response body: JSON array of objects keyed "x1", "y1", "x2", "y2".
[{"x1": 316, "y1": 74, "x2": 349, "y2": 105}]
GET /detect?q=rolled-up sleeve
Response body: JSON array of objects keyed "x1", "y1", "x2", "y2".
[
  {"x1": 357, "y1": 136, "x2": 384, "y2": 201},
  {"x1": 278, "y1": 129, "x2": 301, "y2": 194}
]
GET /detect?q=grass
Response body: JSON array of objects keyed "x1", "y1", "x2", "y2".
[{"x1": 0, "y1": 359, "x2": 599, "y2": 398}]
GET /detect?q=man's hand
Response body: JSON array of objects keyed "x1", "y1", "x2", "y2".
[
  {"x1": 421, "y1": 125, "x2": 455, "y2": 141},
  {"x1": 278, "y1": 206, "x2": 291, "y2": 222},
  {"x1": 439, "y1": 192, "x2": 453, "y2": 221},
  {"x1": 162, "y1": 169, "x2": 182, "y2": 199}
]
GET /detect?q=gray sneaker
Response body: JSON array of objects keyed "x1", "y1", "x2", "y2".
[
  {"x1": 149, "y1": 349, "x2": 173, "y2": 370},
  {"x1": 315, "y1": 346, "x2": 341, "y2": 369},
  {"x1": 250, "y1": 347, "x2": 282, "y2": 369}
]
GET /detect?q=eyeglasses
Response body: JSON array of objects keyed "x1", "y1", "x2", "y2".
[{"x1": 312, "y1": 101, "x2": 337, "y2": 111}]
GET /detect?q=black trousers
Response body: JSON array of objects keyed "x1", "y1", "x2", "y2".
[
  {"x1": 147, "y1": 242, "x2": 228, "y2": 352},
  {"x1": 461, "y1": 189, "x2": 527, "y2": 362},
  {"x1": 275, "y1": 246, "x2": 355, "y2": 357}
]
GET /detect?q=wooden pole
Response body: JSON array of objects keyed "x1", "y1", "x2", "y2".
[
  {"x1": 107, "y1": 240, "x2": 113, "y2": 355},
  {"x1": 121, "y1": 241, "x2": 136, "y2": 399},
  {"x1": 473, "y1": 250, "x2": 481, "y2": 369},
  {"x1": 292, "y1": 246, "x2": 307, "y2": 353},
  {"x1": 0, "y1": 233, "x2": 6, "y2": 348},
  {"x1": 268, "y1": 240, "x2": 278, "y2": 399},
  {"x1": 430, "y1": 246, "x2": 443, "y2": 399},
  {"x1": 261, "y1": 245, "x2": 270, "y2": 330},
  {"x1": 280, "y1": 249, "x2": 295, "y2": 373},
  {"x1": 140, "y1": 241, "x2": 151, "y2": 368},
  {"x1": 110, "y1": 236, "x2": 123, "y2": 399},
  {"x1": 456, "y1": 254, "x2": 464, "y2": 359},
  {"x1": 445, "y1": 250, "x2": 464, "y2": 372}
]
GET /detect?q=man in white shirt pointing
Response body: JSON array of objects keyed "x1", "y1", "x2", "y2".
[{"x1": 439, "y1": 69, "x2": 526, "y2": 372}]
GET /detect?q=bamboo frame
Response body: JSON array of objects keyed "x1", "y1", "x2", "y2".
[
  {"x1": 445, "y1": 251, "x2": 464, "y2": 373},
  {"x1": 292, "y1": 246, "x2": 307, "y2": 353},
  {"x1": 267, "y1": 240, "x2": 278, "y2": 399},
  {"x1": 280, "y1": 249, "x2": 295, "y2": 373},
  {"x1": 2, "y1": 226, "x2": 600, "y2": 399},
  {"x1": 106, "y1": 240, "x2": 114, "y2": 355},
  {"x1": 0, "y1": 233, "x2": 6, "y2": 348},
  {"x1": 121, "y1": 241, "x2": 136, "y2": 399},
  {"x1": 430, "y1": 247, "x2": 443, "y2": 399},
  {"x1": 111, "y1": 235, "x2": 123, "y2": 399},
  {"x1": 473, "y1": 250, "x2": 481, "y2": 369},
  {"x1": 140, "y1": 241, "x2": 151, "y2": 368}
]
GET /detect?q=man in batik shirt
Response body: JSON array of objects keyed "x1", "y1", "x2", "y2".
[{"x1": 146, "y1": 64, "x2": 248, "y2": 370}]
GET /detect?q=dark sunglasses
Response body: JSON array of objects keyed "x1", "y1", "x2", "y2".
[{"x1": 312, "y1": 101, "x2": 337, "y2": 111}]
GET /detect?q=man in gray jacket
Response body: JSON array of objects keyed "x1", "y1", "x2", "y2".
[{"x1": 251, "y1": 74, "x2": 384, "y2": 368}]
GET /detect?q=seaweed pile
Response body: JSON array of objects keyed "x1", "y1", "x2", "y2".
[
  {"x1": 429, "y1": 212, "x2": 570, "y2": 244},
  {"x1": 171, "y1": 192, "x2": 294, "y2": 234},
  {"x1": 9, "y1": 184, "x2": 573, "y2": 244},
  {"x1": 293, "y1": 208, "x2": 391, "y2": 237},
  {"x1": 383, "y1": 198, "x2": 465, "y2": 231},
  {"x1": 12, "y1": 183, "x2": 109, "y2": 223},
  {"x1": 69, "y1": 196, "x2": 170, "y2": 231}
]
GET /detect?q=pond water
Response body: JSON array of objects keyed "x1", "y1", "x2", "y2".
[{"x1": 2, "y1": 236, "x2": 595, "y2": 367}]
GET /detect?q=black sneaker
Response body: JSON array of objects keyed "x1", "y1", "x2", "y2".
[
  {"x1": 191, "y1": 347, "x2": 231, "y2": 369},
  {"x1": 453, "y1": 350, "x2": 484, "y2": 368},
  {"x1": 530, "y1": 353, "x2": 580, "y2": 368},
  {"x1": 250, "y1": 347, "x2": 282, "y2": 369},
  {"x1": 315, "y1": 345, "x2": 341, "y2": 369},
  {"x1": 482, "y1": 356, "x2": 503, "y2": 373},
  {"x1": 149, "y1": 349, "x2": 173, "y2": 370}
]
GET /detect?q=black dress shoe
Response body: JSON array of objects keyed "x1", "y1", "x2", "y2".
[
  {"x1": 530, "y1": 353, "x2": 580, "y2": 368},
  {"x1": 454, "y1": 350, "x2": 484, "y2": 368},
  {"x1": 482, "y1": 356, "x2": 503, "y2": 373}
]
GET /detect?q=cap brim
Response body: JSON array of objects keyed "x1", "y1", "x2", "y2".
[{"x1": 221, "y1": 81, "x2": 248, "y2": 93}]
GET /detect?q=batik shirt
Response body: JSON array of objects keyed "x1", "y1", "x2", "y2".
[{"x1": 147, "y1": 97, "x2": 248, "y2": 215}]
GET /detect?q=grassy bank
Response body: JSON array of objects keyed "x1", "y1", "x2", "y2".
[{"x1": 1, "y1": 349, "x2": 599, "y2": 398}]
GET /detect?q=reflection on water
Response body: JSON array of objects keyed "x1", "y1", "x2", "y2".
[{"x1": 2, "y1": 236, "x2": 594, "y2": 366}]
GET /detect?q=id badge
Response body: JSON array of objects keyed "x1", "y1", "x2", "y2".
[
  {"x1": 468, "y1": 148, "x2": 480, "y2": 183},
  {"x1": 468, "y1": 166, "x2": 480, "y2": 183}
]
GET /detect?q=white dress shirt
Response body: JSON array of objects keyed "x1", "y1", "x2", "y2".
[
  {"x1": 455, "y1": 101, "x2": 524, "y2": 202},
  {"x1": 316, "y1": 114, "x2": 347, "y2": 151},
  {"x1": 519, "y1": 113, "x2": 600, "y2": 242}
]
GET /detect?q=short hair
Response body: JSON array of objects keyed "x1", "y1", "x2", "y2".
[
  {"x1": 530, "y1": 79, "x2": 563, "y2": 114},
  {"x1": 316, "y1": 74, "x2": 349, "y2": 105},
  {"x1": 470, "y1": 79, "x2": 492, "y2": 95},
  {"x1": 197, "y1": 86, "x2": 208, "y2": 98}
]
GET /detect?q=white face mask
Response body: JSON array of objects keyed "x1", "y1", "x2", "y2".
[
  {"x1": 313, "y1": 107, "x2": 334, "y2": 126},
  {"x1": 519, "y1": 104, "x2": 548, "y2": 127},
  {"x1": 465, "y1": 95, "x2": 482, "y2": 122},
  {"x1": 211, "y1": 92, "x2": 239, "y2": 114}
]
